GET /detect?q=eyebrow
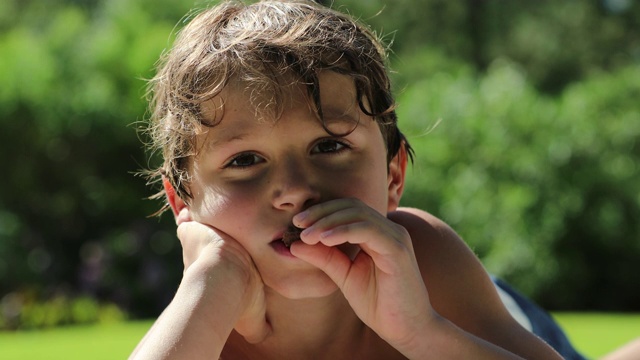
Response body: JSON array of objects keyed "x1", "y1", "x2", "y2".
[
  {"x1": 200, "y1": 104, "x2": 363, "y2": 154},
  {"x1": 202, "y1": 131, "x2": 252, "y2": 154}
]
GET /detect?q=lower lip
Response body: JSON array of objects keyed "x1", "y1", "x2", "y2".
[{"x1": 270, "y1": 240, "x2": 296, "y2": 257}]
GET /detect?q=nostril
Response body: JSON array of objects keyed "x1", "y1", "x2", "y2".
[
  {"x1": 272, "y1": 188, "x2": 320, "y2": 212},
  {"x1": 271, "y1": 161, "x2": 320, "y2": 211}
]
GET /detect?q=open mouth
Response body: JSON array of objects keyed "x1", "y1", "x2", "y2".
[
  {"x1": 269, "y1": 224, "x2": 303, "y2": 257},
  {"x1": 282, "y1": 224, "x2": 302, "y2": 248}
]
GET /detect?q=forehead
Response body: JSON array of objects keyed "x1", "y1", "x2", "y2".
[{"x1": 196, "y1": 71, "x2": 366, "y2": 151}]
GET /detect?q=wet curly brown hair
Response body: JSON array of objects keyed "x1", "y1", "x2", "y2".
[{"x1": 144, "y1": 0, "x2": 412, "y2": 213}]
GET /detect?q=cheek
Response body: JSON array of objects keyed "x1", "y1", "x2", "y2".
[
  {"x1": 334, "y1": 162, "x2": 389, "y2": 212},
  {"x1": 190, "y1": 185, "x2": 263, "y2": 236}
]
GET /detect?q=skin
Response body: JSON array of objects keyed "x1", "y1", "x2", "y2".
[
  {"x1": 603, "y1": 338, "x2": 640, "y2": 360},
  {"x1": 130, "y1": 72, "x2": 562, "y2": 359}
]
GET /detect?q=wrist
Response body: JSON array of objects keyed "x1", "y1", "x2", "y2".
[
  {"x1": 182, "y1": 247, "x2": 269, "y2": 342},
  {"x1": 183, "y1": 250, "x2": 254, "y2": 308},
  {"x1": 395, "y1": 313, "x2": 520, "y2": 359},
  {"x1": 387, "y1": 309, "x2": 443, "y2": 358}
]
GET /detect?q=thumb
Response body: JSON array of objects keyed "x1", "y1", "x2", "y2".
[{"x1": 176, "y1": 207, "x2": 192, "y2": 225}]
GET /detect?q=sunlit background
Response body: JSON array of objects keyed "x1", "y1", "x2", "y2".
[{"x1": 1, "y1": 0, "x2": 639, "y2": 357}]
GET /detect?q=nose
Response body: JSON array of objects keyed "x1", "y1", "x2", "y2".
[{"x1": 271, "y1": 156, "x2": 321, "y2": 212}]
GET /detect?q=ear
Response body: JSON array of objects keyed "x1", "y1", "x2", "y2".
[
  {"x1": 162, "y1": 176, "x2": 191, "y2": 225},
  {"x1": 387, "y1": 143, "x2": 408, "y2": 212}
]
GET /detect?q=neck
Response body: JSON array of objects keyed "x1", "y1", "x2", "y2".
[
  {"x1": 228, "y1": 287, "x2": 368, "y2": 359},
  {"x1": 266, "y1": 287, "x2": 364, "y2": 344}
]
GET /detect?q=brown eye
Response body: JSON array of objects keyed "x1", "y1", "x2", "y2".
[
  {"x1": 312, "y1": 139, "x2": 348, "y2": 154},
  {"x1": 225, "y1": 153, "x2": 263, "y2": 168}
]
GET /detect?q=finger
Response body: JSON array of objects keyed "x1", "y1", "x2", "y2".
[
  {"x1": 299, "y1": 204, "x2": 379, "y2": 240},
  {"x1": 302, "y1": 207, "x2": 410, "y2": 251},
  {"x1": 176, "y1": 207, "x2": 192, "y2": 225},
  {"x1": 176, "y1": 220, "x2": 234, "y2": 245},
  {"x1": 289, "y1": 242, "x2": 353, "y2": 288},
  {"x1": 176, "y1": 221, "x2": 204, "y2": 245},
  {"x1": 176, "y1": 222, "x2": 214, "y2": 266},
  {"x1": 176, "y1": 221, "x2": 237, "y2": 268},
  {"x1": 177, "y1": 221, "x2": 217, "y2": 247},
  {"x1": 293, "y1": 198, "x2": 363, "y2": 228}
]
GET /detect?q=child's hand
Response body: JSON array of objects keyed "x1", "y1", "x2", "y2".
[
  {"x1": 176, "y1": 217, "x2": 270, "y2": 343},
  {"x1": 290, "y1": 198, "x2": 435, "y2": 352}
]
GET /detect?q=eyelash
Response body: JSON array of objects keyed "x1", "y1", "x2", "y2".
[
  {"x1": 222, "y1": 138, "x2": 351, "y2": 169},
  {"x1": 223, "y1": 153, "x2": 263, "y2": 169},
  {"x1": 311, "y1": 138, "x2": 351, "y2": 155}
]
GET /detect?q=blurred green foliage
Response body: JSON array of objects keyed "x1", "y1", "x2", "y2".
[
  {"x1": 1, "y1": 288, "x2": 126, "y2": 330},
  {"x1": 398, "y1": 53, "x2": 640, "y2": 309},
  {"x1": 0, "y1": 0, "x2": 191, "y2": 322},
  {"x1": 0, "y1": 0, "x2": 638, "y2": 324}
]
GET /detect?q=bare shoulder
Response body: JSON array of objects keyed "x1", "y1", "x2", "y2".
[
  {"x1": 388, "y1": 206, "x2": 469, "y2": 263},
  {"x1": 389, "y1": 207, "x2": 503, "y2": 321},
  {"x1": 387, "y1": 207, "x2": 489, "y2": 288},
  {"x1": 389, "y1": 207, "x2": 561, "y2": 358},
  {"x1": 387, "y1": 207, "x2": 452, "y2": 242}
]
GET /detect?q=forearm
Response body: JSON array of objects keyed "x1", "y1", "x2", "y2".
[
  {"x1": 395, "y1": 313, "x2": 560, "y2": 360},
  {"x1": 391, "y1": 209, "x2": 563, "y2": 359},
  {"x1": 129, "y1": 264, "x2": 246, "y2": 359}
]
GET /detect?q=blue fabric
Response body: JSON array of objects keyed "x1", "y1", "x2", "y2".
[{"x1": 492, "y1": 278, "x2": 588, "y2": 360}]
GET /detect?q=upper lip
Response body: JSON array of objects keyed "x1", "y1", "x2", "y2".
[
  {"x1": 271, "y1": 232, "x2": 285, "y2": 243},
  {"x1": 271, "y1": 222, "x2": 298, "y2": 243},
  {"x1": 271, "y1": 226, "x2": 288, "y2": 242}
]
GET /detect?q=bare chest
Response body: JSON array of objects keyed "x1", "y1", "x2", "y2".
[{"x1": 221, "y1": 330, "x2": 408, "y2": 360}]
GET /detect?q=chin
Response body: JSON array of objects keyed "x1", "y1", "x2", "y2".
[{"x1": 267, "y1": 271, "x2": 340, "y2": 300}]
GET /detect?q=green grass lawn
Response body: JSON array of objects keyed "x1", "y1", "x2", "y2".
[
  {"x1": 0, "y1": 314, "x2": 638, "y2": 359},
  {"x1": 0, "y1": 321, "x2": 151, "y2": 360},
  {"x1": 552, "y1": 313, "x2": 640, "y2": 358}
]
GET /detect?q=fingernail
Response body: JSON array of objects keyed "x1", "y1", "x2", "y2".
[{"x1": 294, "y1": 210, "x2": 309, "y2": 224}]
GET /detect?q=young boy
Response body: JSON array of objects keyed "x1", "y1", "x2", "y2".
[{"x1": 131, "y1": 0, "x2": 563, "y2": 358}]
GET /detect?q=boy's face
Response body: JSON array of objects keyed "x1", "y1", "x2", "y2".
[{"x1": 185, "y1": 71, "x2": 404, "y2": 299}]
